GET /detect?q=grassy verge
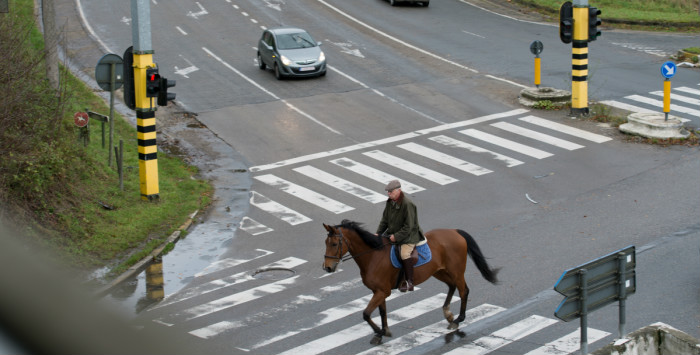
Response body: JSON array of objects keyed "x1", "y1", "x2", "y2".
[
  {"x1": 1, "y1": 0, "x2": 212, "y2": 277},
  {"x1": 513, "y1": 0, "x2": 700, "y2": 31}
]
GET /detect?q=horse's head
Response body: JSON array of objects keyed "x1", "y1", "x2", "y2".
[{"x1": 322, "y1": 223, "x2": 348, "y2": 273}]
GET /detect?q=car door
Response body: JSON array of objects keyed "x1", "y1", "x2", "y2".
[{"x1": 260, "y1": 32, "x2": 275, "y2": 67}]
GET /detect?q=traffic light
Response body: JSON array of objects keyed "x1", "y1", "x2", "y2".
[
  {"x1": 559, "y1": 1, "x2": 573, "y2": 44},
  {"x1": 123, "y1": 47, "x2": 135, "y2": 110},
  {"x1": 157, "y1": 77, "x2": 176, "y2": 106},
  {"x1": 145, "y1": 67, "x2": 160, "y2": 97},
  {"x1": 588, "y1": 7, "x2": 601, "y2": 42}
]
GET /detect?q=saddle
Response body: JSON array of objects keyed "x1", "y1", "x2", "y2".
[{"x1": 390, "y1": 237, "x2": 431, "y2": 290}]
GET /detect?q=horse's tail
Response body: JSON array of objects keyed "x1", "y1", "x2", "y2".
[{"x1": 457, "y1": 229, "x2": 500, "y2": 284}]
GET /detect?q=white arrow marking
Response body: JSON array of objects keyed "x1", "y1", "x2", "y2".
[
  {"x1": 328, "y1": 41, "x2": 365, "y2": 58},
  {"x1": 263, "y1": 0, "x2": 283, "y2": 11},
  {"x1": 664, "y1": 64, "x2": 675, "y2": 76},
  {"x1": 187, "y1": 2, "x2": 208, "y2": 19}
]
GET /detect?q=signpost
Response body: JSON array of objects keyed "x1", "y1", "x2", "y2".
[
  {"x1": 554, "y1": 245, "x2": 636, "y2": 354},
  {"x1": 74, "y1": 112, "x2": 89, "y2": 147},
  {"x1": 95, "y1": 53, "x2": 124, "y2": 167},
  {"x1": 660, "y1": 61, "x2": 676, "y2": 121},
  {"x1": 530, "y1": 40, "x2": 543, "y2": 89}
]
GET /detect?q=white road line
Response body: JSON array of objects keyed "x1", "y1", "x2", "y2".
[
  {"x1": 599, "y1": 100, "x2": 657, "y2": 114},
  {"x1": 249, "y1": 109, "x2": 529, "y2": 172},
  {"x1": 460, "y1": 129, "x2": 553, "y2": 159},
  {"x1": 518, "y1": 116, "x2": 612, "y2": 143},
  {"x1": 357, "y1": 303, "x2": 507, "y2": 355},
  {"x1": 202, "y1": 47, "x2": 341, "y2": 135},
  {"x1": 180, "y1": 276, "x2": 299, "y2": 321},
  {"x1": 330, "y1": 157, "x2": 425, "y2": 194},
  {"x1": 293, "y1": 165, "x2": 387, "y2": 203},
  {"x1": 491, "y1": 122, "x2": 585, "y2": 151},
  {"x1": 277, "y1": 293, "x2": 454, "y2": 355},
  {"x1": 251, "y1": 292, "x2": 406, "y2": 349},
  {"x1": 649, "y1": 91, "x2": 700, "y2": 106},
  {"x1": 194, "y1": 249, "x2": 273, "y2": 278},
  {"x1": 363, "y1": 150, "x2": 458, "y2": 185},
  {"x1": 398, "y1": 142, "x2": 492, "y2": 176},
  {"x1": 443, "y1": 315, "x2": 558, "y2": 355},
  {"x1": 189, "y1": 320, "x2": 245, "y2": 339},
  {"x1": 156, "y1": 257, "x2": 306, "y2": 309},
  {"x1": 523, "y1": 328, "x2": 610, "y2": 355},
  {"x1": 254, "y1": 174, "x2": 354, "y2": 214},
  {"x1": 250, "y1": 191, "x2": 311, "y2": 225},
  {"x1": 626, "y1": 94, "x2": 700, "y2": 117},
  {"x1": 676, "y1": 86, "x2": 700, "y2": 96},
  {"x1": 429, "y1": 135, "x2": 523, "y2": 167},
  {"x1": 239, "y1": 216, "x2": 273, "y2": 235}
]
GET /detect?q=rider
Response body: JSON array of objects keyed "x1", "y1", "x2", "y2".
[{"x1": 376, "y1": 180, "x2": 423, "y2": 292}]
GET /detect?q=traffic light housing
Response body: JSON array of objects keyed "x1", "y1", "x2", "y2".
[
  {"x1": 145, "y1": 67, "x2": 160, "y2": 98},
  {"x1": 157, "y1": 77, "x2": 176, "y2": 106},
  {"x1": 588, "y1": 7, "x2": 601, "y2": 42},
  {"x1": 559, "y1": 1, "x2": 573, "y2": 44},
  {"x1": 122, "y1": 47, "x2": 135, "y2": 110}
]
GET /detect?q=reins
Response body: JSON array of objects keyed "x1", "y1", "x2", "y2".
[{"x1": 325, "y1": 227, "x2": 391, "y2": 264}]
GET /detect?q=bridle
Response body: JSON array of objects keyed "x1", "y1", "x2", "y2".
[
  {"x1": 324, "y1": 228, "x2": 354, "y2": 263},
  {"x1": 324, "y1": 227, "x2": 392, "y2": 265}
]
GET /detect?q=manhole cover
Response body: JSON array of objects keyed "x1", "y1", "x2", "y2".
[{"x1": 252, "y1": 267, "x2": 296, "y2": 280}]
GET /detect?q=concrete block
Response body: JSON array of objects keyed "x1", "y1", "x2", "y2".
[{"x1": 591, "y1": 322, "x2": 700, "y2": 355}]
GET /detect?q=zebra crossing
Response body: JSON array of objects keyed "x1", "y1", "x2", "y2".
[
  {"x1": 601, "y1": 85, "x2": 700, "y2": 123},
  {"x1": 141, "y1": 250, "x2": 612, "y2": 354},
  {"x1": 240, "y1": 108, "x2": 614, "y2": 235}
]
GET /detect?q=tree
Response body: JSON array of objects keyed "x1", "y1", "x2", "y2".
[{"x1": 42, "y1": 0, "x2": 59, "y2": 91}]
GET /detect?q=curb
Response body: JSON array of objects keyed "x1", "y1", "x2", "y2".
[{"x1": 93, "y1": 209, "x2": 199, "y2": 298}]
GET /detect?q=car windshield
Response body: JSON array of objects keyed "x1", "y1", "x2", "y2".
[{"x1": 277, "y1": 32, "x2": 316, "y2": 50}]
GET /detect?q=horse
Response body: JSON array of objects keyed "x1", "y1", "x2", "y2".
[{"x1": 322, "y1": 220, "x2": 500, "y2": 345}]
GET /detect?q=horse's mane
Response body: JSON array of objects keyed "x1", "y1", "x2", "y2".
[{"x1": 338, "y1": 219, "x2": 384, "y2": 249}]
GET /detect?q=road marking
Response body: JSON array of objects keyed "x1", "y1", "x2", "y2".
[
  {"x1": 249, "y1": 109, "x2": 530, "y2": 172},
  {"x1": 357, "y1": 303, "x2": 507, "y2": 355},
  {"x1": 277, "y1": 293, "x2": 455, "y2": 355},
  {"x1": 626, "y1": 94, "x2": 700, "y2": 118},
  {"x1": 649, "y1": 91, "x2": 700, "y2": 106},
  {"x1": 429, "y1": 135, "x2": 523, "y2": 167},
  {"x1": 398, "y1": 142, "x2": 493, "y2": 176},
  {"x1": 293, "y1": 165, "x2": 387, "y2": 203},
  {"x1": 523, "y1": 328, "x2": 610, "y2": 355},
  {"x1": 491, "y1": 122, "x2": 585, "y2": 151},
  {"x1": 460, "y1": 129, "x2": 553, "y2": 159},
  {"x1": 599, "y1": 100, "x2": 657, "y2": 114},
  {"x1": 443, "y1": 315, "x2": 558, "y2": 355},
  {"x1": 250, "y1": 191, "x2": 311, "y2": 225},
  {"x1": 194, "y1": 249, "x2": 273, "y2": 278},
  {"x1": 676, "y1": 86, "x2": 700, "y2": 96},
  {"x1": 363, "y1": 150, "x2": 458, "y2": 185},
  {"x1": 254, "y1": 174, "x2": 354, "y2": 214},
  {"x1": 518, "y1": 116, "x2": 611, "y2": 143},
  {"x1": 239, "y1": 216, "x2": 273, "y2": 235},
  {"x1": 187, "y1": 2, "x2": 208, "y2": 19},
  {"x1": 330, "y1": 157, "x2": 425, "y2": 194}
]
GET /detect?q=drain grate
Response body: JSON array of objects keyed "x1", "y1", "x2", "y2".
[{"x1": 252, "y1": 267, "x2": 296, "y2": 280}]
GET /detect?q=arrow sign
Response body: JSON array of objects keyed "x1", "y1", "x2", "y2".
[{"x1": 660, "y1": 61, "x2": 677, "y2": 79}]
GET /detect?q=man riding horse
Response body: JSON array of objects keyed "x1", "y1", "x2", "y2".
[{"x1": 376, "y1": 180, "x2": 423, "y2": 292}]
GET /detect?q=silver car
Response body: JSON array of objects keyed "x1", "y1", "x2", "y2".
[{"x1": 257, "y1": 27, "x2": 327, "y2": 80}]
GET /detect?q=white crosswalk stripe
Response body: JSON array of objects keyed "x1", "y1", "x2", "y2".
[
  {"x1": 293, "y1": 165, "x2": 387, "y2": 203},
  {"x1": 626, "y1": 94, "x2": 700, "y2": 117},
  {"x1": 363, "y1": 149, "x2": 459, "y2": 185},
  {"x1": 329, "y1": 157, "x2": 426, "y2": 193},
  {"x1": 249, "y1": 191, "x2": 311, "y2": 225},
  {"x1": 398, "y1": 142, "x2": 493, "y2": 176},
  {"x1": 429, "y1": 135, "x2": 524, "y2": 167},
  {"x1": 460, "y1": 128, "x2": 554, "y2": 159},
  {"x1": 491, "y1": 122, "x2": 585, "y2": 151},
  {"x1": 146, "y1": 253, "x2": 615, "y2": 355},
  {"x1": 517, "y1": 116, "x2": 611, "y2": 143},
  {"x1": 254, "y1": 174, "x2": 354, "y2": 214}
]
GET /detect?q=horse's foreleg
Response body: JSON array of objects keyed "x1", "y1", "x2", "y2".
[
  {"x1": 363, "y1": 292, "x2": 389, "y2": 345},
  {"x1": 378, "y1": 300, "x2": 392, "y2": 338}
]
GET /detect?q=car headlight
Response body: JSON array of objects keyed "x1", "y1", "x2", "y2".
[
  {"x1": 318, "y1": 51, "x2": 326, "y2": 63},
  {"x1": 280, "y1": 55, "x2": 292, "y2": 66}
]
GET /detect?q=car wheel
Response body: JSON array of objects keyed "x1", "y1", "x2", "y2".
[
  {"x1": 257, "y1": 53, "x2": 266, "y2": 70},
  {"x1": 274, "y1": 63, "x2": 283, "y2": 80},
  {"x1": 319, "y1": 70, "x2": 326, "y2": 77},
  {"x1": 389, "y1": 0, "x2": 396, "y2": 6}
]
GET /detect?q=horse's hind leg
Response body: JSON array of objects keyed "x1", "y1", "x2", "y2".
[
  {"x1": 442, "y1": 284, "x2": 456, "y2": 324},
  {"x1": 448, "y1": 278, "x2": 470, "y2": 330}
]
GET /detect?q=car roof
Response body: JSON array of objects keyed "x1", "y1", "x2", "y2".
[{"x1": 267, "y1": 27, "x2": 308, "y2": 35}]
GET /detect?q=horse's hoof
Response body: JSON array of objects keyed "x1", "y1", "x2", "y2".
[
  {"x1": 447, "y1": 322, "x2": 459, "y2": 330},
  {"x1": 384, "y1": 330, "x2": 393, "y2": 338},
  {"x1": 370, "y1": 335, "x2": 383, "y2": 345}
]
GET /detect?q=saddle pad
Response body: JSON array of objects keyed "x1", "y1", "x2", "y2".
[{"x1": 390, "y1": 242, "x2": 432, "y2": 268}]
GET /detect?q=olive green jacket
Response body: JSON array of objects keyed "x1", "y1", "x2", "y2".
[{"x1": 376, "y1": 192, "x2": 423, "y2": 245}]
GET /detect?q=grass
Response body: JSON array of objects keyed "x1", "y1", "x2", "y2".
[
  {"x1": 1, "y1": 0, "x2": 212, "y2": 276},
  {"x1": 513, "y1": 0, "x2": 700, "y2": 31}
]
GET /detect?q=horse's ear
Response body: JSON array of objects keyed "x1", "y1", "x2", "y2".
[{"x1": 323, "y1": 223, "x2": 331, "y2": 232}]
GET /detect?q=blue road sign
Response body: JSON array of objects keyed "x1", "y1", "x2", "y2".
[{"x1": 661, "y1": 61, "x2": 677, "y2": 79}]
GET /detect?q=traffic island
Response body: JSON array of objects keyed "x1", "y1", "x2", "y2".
[
  {"x1": 519, "y1": 87, "x2": 571, "y2": 108},
  {"x1": 619, "y1": 112, "x2": 690, "y2": 140},
  {"x1": 591, "y1": 322, "x2": 700, "y2": 355}
]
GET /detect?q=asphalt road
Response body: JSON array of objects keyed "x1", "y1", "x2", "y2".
[{"x1": 53, "y1": 0, "x2": 699, "y2": 354}]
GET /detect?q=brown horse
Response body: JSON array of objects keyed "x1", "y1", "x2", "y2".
[{"x1": 322, "y1": 220, "x2": 499, "y2": 345}]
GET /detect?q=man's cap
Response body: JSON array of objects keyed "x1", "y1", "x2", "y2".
[{"x1": 384, "y1": 180, "x2": 401, "y2": 191}]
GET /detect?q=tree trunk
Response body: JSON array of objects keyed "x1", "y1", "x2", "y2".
[{"x1": 42, "y1": 0, "x2": 59, "y2": 91}]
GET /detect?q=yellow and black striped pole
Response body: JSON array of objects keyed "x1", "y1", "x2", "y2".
[
  {"x1": 131, "y1": 0, "x2": 159, "y2": 201},
  {"x1": 571, "y1": 2, "x2": 589, "y2": 116},
  {"x1": 133, "y1": 52, "x2": 159, "y2": 201}
]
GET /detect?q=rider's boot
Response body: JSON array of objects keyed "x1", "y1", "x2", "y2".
[{"x1": 400, "y1": 259, "x2": 414, "y2": 292}]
